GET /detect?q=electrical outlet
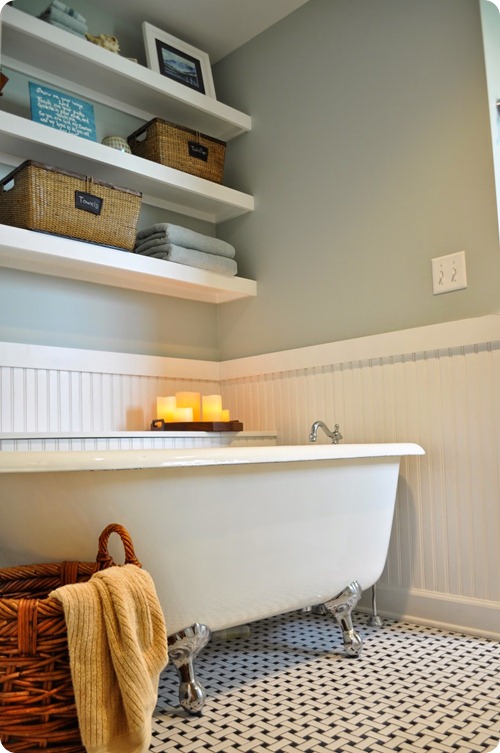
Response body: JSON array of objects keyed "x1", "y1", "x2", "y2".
[{"x1": 431, "y1": 251, "x2": 467, "y2": 295}]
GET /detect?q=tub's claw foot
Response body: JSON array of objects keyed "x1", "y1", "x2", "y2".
[
  {"x1": 368, "y1": 583, "x2": 383, "y2": 628},
  {"x1": 323, "y1": 580, "x2": 363, "y2": 657},
  {"x1": 168, "y1": 623, "x2": 211, "y2": 714}
]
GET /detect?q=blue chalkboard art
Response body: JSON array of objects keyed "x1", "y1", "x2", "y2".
[{"x1": 29, "y1": 82, "x2": 97, "y2": 141}]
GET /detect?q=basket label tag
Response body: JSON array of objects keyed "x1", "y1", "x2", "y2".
[
  {"x1": 75, "y1": 191, "x2": 103, "y2": 215},
  {"x1": 188, "y1": 141, "x2": 209, "y2": 162}
]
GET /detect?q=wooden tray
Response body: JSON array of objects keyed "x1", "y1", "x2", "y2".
[{"x1": 151, "y1": 419, "x2": 243, "y2": 432}]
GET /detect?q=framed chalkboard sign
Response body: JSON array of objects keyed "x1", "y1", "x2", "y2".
[{"x1": 29, "y1": 82, "x2": 97, "y2": 141}]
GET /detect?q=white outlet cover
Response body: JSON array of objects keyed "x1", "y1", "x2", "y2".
[{"x1": 431, "y1": 251, "x2": 467, "y2": 295}]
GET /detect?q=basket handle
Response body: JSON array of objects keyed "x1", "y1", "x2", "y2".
[
  {"x1": 95, "y1": 523, "x2": 142, "y2": 569},
  {"x1": 0, "y1": 176, "x2": 14, "y2": 192}
]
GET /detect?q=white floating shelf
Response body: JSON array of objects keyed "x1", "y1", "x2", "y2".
[
  {"x1": 0, "y1": 113, "x2": 254, "y2": 224},
  {"x1": 0, "y1": 6, "x2": 251, "y2": 141},
  {"x1": 0, "y1": 225, "x2": 257, "y2": 304}
]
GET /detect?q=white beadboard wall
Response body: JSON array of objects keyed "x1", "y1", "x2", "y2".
[
  {"x1": 0, "y1": 342, "x2": 221, "y2": 433},
  {"x1": 218, "y1": 315, "x2": 500, "y2": 639},
  {"x1": 1, "y1": 314, "x2": 500, "y2": 638}
]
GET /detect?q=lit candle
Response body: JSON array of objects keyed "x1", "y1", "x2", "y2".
[
  {"x1": 221, "y1": 409, "x2": 230, "y2": 422},
  {"x1": 175, "y1": 392, "x2": 201, "y2": 421},
  {"x1": 202, "y1": 394, "x2": 222, "y2": 421},
  {"x1": 157, "y1": 396, "x2": 176, "y2": 422},
  {"x1": 173, "y1": 407, "x2": 193, "y2": 422}
]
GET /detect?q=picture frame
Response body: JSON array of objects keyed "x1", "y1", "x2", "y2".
[{"x1": 142, "y1": 22, "x2": 216, "y2": 98}]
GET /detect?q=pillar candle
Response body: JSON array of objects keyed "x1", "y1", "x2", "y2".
[
  {"x1": 202, "y1": 394, "x2": 222, "y2": 421},
  {"x1": 221, "y1": 409, "x2": 230, "y2": 422},
  {"x1": 175, "y1": 392, "x2": 201, "y2": 421},
  {"x1": 173, "y1": 407, "x2": 193, "y2": 422},
  {"x1": 157, "y1": 396, "x2": 176, "y2": 422}
]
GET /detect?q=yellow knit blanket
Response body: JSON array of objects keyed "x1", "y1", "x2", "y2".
[{"x1": 50, "y1": 564, "x2": 168, "y2": 753}]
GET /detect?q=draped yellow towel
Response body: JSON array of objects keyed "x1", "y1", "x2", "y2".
[{"x1": 50, "y1": 564, "x2": 168, "y2": 753}]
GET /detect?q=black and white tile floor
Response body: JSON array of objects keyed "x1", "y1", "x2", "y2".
[{"x1": 152, "y1": 611, "x2": 500, "y2": 752}]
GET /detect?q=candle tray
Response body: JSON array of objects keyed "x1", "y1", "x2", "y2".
[{"x1": 151, "y1": 419, "x2": 243, "y2": 432}]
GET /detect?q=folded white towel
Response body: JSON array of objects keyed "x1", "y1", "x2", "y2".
[
  {"x1": 135, "y1": 223, "x2": 235, "y2": 259},
  {"x1": 136, "y1": 243, "x2": 238, "y2": 276}
]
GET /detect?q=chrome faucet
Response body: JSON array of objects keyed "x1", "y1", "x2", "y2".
[{"x1": 309, "y1": 421, "x2": 343, "y2": 444}]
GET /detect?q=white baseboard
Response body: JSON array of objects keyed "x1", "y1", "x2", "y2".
[{"x1": 358, "y1": 584, "x2": 500, "y2": 641}]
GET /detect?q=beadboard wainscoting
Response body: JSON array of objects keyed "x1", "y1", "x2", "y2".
[
  {"x1": 218, "y1": 314, "x2": 500, "y2": 640},
  {"x1": 1, "y1": 313, "x2": 500, "y2": 638},
  {"x1": 0, "y1": 342, "x2": 221, "y2": 433}
]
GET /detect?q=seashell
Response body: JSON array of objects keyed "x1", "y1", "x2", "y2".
[{"x1": 85, "y1": 33, "x2": 120, "y2": 53}]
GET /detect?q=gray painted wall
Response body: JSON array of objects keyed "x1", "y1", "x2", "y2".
[
  {"x1": 0, "y1": 268, "x2": 220, "y2": 360},
  {"x1": 214, "y1": 0, "x2": 500, "y2": 359},
  {"x1": 1, "y1": 0, "x2": 499, "y2": 361}
]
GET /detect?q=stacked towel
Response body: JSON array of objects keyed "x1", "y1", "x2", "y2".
[
  {"x1": 50, "y1": 564, "x2": 168, "y2": 753},
  {"x1": 134, "y1": 222, "x2": 238, "y2": 276},
  {"x1": 39, "y1": 1, "x2": 88, "y2": 36}
]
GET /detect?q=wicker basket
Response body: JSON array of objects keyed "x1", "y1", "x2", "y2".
[
  {"x1": 0, "y1": 161, "x2": 142, "y2": 251},
  {"x1": 127, "y1": 118, "x2": 226, "y2": 183},
  {"x1": 0, "y1": 523, "x2": 141, "y2": 752}
]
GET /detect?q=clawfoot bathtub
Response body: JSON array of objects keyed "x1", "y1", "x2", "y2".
[{"x1": 0, "y1": 442, "x2": 423, "y2": 713}]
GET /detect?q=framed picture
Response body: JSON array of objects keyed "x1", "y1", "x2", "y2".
[{"x1": 142, "y1": 22, "x2": 216, "y2": 98}]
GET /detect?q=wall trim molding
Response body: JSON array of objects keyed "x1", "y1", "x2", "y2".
[
  {"x1": 2, "y1": 313, "x2": 500, "y2": 383},
  {"x1": 0, "y1": 341, "x2": 220, "y2": 381},
  {"x1": 359, "y1": 584, "x2": 500, "y2": 641},
  {"x1": 219, "y1": 314, "x2": 500, "y2": 380}
]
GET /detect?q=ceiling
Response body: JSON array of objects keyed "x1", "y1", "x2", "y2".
[{"x1": 95, "y1": 0, "x2": 311, "y2": 63}]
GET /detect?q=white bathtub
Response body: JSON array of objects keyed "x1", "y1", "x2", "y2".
[{"x1": 0, "y1": 442, "x2": 424, "y2": 712}]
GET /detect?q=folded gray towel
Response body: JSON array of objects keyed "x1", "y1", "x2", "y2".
[
  {"x1": 136, "y1": 243, "x2": 238, "y2": 276},
  {"x1": 40, "y1": 5, "x2": 88, "y2": 32},
  {"x1": 135, "y1": 223, "x2": 235, "y2": 259},
  {"x1": 43, "y1": 0, "x2": 87, "y2": 24},
  {"x1": 42, "y1": 19, "x2": 87, "y2": 35}
]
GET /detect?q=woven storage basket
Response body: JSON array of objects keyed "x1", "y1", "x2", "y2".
[
  {"x1": 0, "y1": 160, "x2": 142, "y2": 250},
  {"x1": 0, "y1": 523, "x2": 141, "y2": 753},
  {"x1": 127, "y1": 118, "x2": 226, "y2": 183}
]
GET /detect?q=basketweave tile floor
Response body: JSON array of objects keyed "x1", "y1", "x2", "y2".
[{"x1": 151, "y1": 611, "x2": 500, "y2": 753}]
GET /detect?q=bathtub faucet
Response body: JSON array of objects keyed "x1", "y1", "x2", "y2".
[{"x1": 309, "y1": 421, "x2": 343, "y2": 444}]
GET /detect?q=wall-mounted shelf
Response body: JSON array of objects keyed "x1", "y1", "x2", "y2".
[
  {"x1": 0, "y1": 225, "x2": 257, "y2": 304},
  {"x1": 0, "y1": 6, "x2": 256, "y2": 305},
  {"x1": 0, "y1": 6, "x2": 251, "y2": 141},
  {"x1": 0, "y1": 113, "x2": 254, "y2": 223}
]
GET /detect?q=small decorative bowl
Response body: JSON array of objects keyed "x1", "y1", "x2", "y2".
[{"x1": 102, "y1": 135, "x2": 131, "y2": 153}]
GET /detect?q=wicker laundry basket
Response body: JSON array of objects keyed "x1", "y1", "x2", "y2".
[
  {"x1": 0, "y1": 160, "x2": 142, "y2": 250},
  {"x1": 127, "y1": 117, "x2": 226, "y2": 183},
  {"x1": 0, "y1": 523, "x2": 141, "y2": 752}
]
